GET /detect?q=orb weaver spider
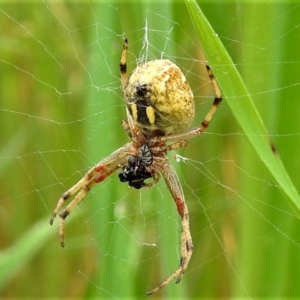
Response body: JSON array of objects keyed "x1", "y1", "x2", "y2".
[{"x1": 50, "y1": 38, "x2": 222, "y2": 295}]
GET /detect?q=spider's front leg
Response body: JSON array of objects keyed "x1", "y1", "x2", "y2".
[
  {"x1": 50, "y1": 143, "x2": 134, "y2": 247},
  {"x1": 147, "y1": 160, "x2": 193, "y2": 295}
]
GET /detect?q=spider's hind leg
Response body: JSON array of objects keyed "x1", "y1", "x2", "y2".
[{"x1": 146, "y1": 160, "x2": 193, "y2": 295}]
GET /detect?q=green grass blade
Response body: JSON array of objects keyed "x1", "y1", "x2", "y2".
[
  {"x1": 185, "y1": 0, "x2": 300, "y2": 212},
  {"x1": 0, "y1": 217, "x2": 58, "y2": 290}
]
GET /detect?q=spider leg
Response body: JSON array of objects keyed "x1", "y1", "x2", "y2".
[
  {"x1": 58, "y1": 177, "x2": 96, "y2": 247},
  {"x1": 150, "y1": 140, "x2": 189, "y2": 154},
  {"x1": 147, "y1": 160, "x2": 193, "y2": 295},
  {"x1": 49, "y1": 168, "x2": 96, "y2": 226},
  {"x1": 120, "y1": 38, "x2": 128, "y2": 90},
  {"x1": 200, "y1": 65, "x2": 222, "y2": 132},
  {"x1": 120, "y1": 39, "x2": 140, "y2": 140},
  {"x1": 50, "y1": 143, "x2": 134, "y2": 247},
  {"x1": 161, "y1": 64, "x2": 222, "y2": 144}
]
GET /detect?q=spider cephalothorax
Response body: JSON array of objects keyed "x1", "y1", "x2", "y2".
[{"x1": 50, "y1": 38, "x2": 222, "y2": 295}]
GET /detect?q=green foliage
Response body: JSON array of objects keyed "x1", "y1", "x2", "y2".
[
  {"x1": 1, "y1": 1, "x2": 300, "y2": 299},
  {"x1": 186, "y1": 0, "x2": 300, "y2": 212}
]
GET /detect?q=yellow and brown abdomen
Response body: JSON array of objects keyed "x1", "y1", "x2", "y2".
[{"x1": 124, "y1": 59, "x2": 194, "y2": 137}]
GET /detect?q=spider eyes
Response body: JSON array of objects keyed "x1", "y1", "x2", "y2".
[{"x1": 118, "y1": 144, "x2": 153, "y2": 189}]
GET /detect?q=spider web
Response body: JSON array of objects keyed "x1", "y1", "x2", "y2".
[{"x1": 1, "y1": 2, "x2": 300, "y2": 298}]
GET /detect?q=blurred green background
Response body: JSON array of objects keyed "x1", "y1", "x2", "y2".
[{"x1": 1, "y1": 1, "x2": 300, "y2": 299}]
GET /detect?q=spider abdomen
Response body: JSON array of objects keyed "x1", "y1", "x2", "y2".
[{"x1": 124, "y1": 59, "x2": 195, "y2": 137}]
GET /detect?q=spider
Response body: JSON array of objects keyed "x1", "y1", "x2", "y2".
[{"x1": 50, "y1": 38, "x2": 222, "y2": 295}]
